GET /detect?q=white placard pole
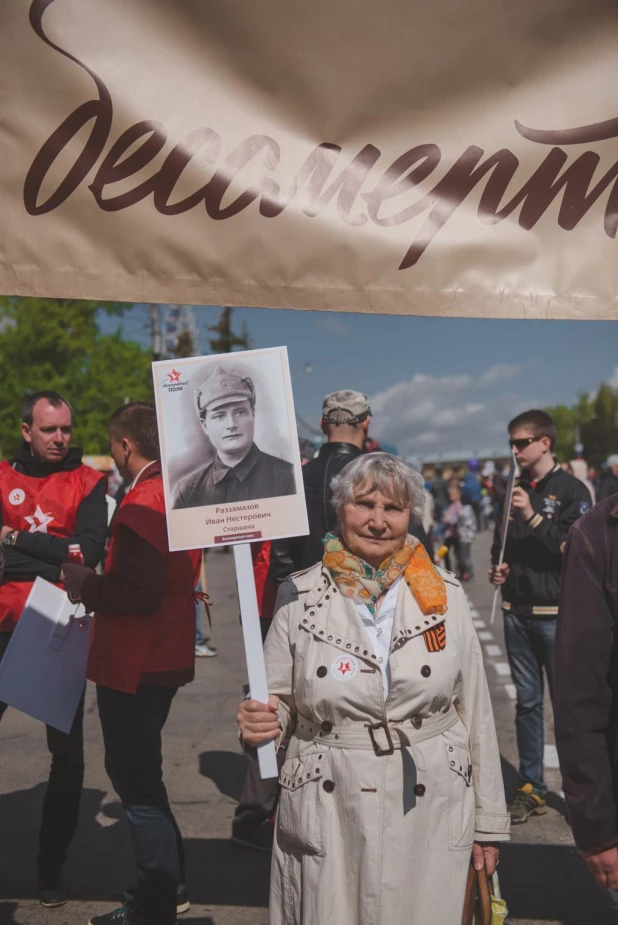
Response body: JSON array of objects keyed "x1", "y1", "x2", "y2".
[
  {"x1": 490, "y1": 450, "x2": 518, "y2": 625},
  {"x1": 233, "y1": 542, "x2": 279, "y2": 779}
]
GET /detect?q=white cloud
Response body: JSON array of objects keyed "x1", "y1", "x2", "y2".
[
  {"x1": 608, "y1": 365, "x2": 618, "y2": 390},
  {"x1": 369, "y1": 364, "x2": 535, "y2": 459},
  {"x1": 478, "y1": 363, "x2": 524, "y2": 387}
]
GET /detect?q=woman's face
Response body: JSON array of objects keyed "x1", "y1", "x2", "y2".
[{"x1": 339, "y1": 481, "x2": 410, "y2": 568}]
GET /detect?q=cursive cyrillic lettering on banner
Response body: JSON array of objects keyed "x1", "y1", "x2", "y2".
[{"x1": 23, "y1": 0, "x2": 618, "y2": 269}]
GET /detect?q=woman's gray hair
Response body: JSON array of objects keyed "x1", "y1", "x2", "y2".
[{"x1": 330, "y1": 452, "x2": 426, "y2": 523}]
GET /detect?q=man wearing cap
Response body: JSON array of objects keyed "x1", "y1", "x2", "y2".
[
  {"x1": 268, "y1": 390, "x2": 372, "y2": 585},
  {"x1": 173, "y1": 367, "x2": 295, "y2": 509}
]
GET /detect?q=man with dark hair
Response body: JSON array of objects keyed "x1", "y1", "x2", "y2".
[
  {"x1": 0, "y1": 390, "x2": 108, "y2": 906},
  {"x1": 62, "y1": 402, "x2": 201, "y2": 925},
  {"x1": 173, "y1": 366, "x2": 295, "y2": 509},
  {"x1": 489, "y1": 408, "x2": 592, "y2": 825}
]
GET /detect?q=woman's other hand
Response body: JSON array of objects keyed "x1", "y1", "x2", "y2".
[
  {"x1": 238, "y1": 694, "x2": 281, "y2": 747},
  {"x1": 472, "y1": 841, "x2": 500, "y2": 876}
]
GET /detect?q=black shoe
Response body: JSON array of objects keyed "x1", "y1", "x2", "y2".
[
  {"x1": 89, "y1": 904, "x2": 176, "y2": 925},
  {"x1": 37, "y1": 872, "x2": 70, "y2": 908},
  {"x1": 122, "y1": 884, "x2": 189, "y2": 915},
  {"x1": 231, "y1": 819, "x2": 274, "y2": 853}
]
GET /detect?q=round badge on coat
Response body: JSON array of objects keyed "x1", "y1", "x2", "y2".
[
  {"x1": 8, "y1": 489, "x2": 25, "y2": 505},
  {"x1": 331, "y1": 654, "x2": 358, "y2": 681}
]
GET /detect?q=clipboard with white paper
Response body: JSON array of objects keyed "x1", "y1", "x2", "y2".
[{"x1": 0, "y1": 577, "x2": 91, "y2": 733}]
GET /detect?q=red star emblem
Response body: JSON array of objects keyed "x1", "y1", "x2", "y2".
[
  {"x1": 338, "y1": 660, "x2": 352, "y2": 675},
  {"x1": 168, "y1": 368, "x2": 181, "y2": 383}
]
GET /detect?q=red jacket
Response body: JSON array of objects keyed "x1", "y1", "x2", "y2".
[
  {"x1": 0, "y1": 459, "x2": 104, "y2": 631},
  {"x1": 86, "y1": 464, "x2": 201, "y2": 694}
]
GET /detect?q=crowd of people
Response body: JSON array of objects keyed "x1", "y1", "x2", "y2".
[{"x1": 0, "y1": 387, "x2": 617, "y2": 924}]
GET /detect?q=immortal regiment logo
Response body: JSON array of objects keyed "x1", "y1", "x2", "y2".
[
  {"x1": 22, "y1": 0, "x2": 618, "y2": 272},
  {"x1": 331, "y1": 654, "x2": 359, "y2": 681},
  {"x1": 161, "y1": 368, "x2": 188, "y2": 393}
]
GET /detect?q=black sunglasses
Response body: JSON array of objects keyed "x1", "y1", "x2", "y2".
[{"x1": 508, "y1": 436, "x2": 543, "y2": 451}]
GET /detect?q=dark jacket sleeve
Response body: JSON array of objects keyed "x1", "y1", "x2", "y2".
[
  {"x1": 2, "y1": 546, "x2": 61, "y2": 583},
  {"x1": 14, "y1": 479, "x2": 108, "y2": 569},
  {"x1": 269, "y1": 537, "x2": 304, "y2": 586},
  {"x1": 80, "y1": 524, "x2": 166, "y2": 616},
  {"x1": 555, "y1": 521, "x2": 618, "y2": 853}
]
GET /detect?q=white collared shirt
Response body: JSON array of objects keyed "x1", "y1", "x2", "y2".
[
  {"x1": 128, "y1": 459, "x2": 157, "y2": 493},
  {"x1": 355, "y1": 578, "x2": 401, "y2": 698}
]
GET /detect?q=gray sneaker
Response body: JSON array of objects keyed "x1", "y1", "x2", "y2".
[
  {"x1": 195, "y1": 643, "x2": 217, "y2": 658},
  {"x1": 508, "y1": 784, "x2": 548, "y2": 824}
]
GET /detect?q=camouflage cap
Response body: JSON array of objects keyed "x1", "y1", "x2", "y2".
[
  {"x1": 195, "y1": 366, "x2": 255, "y2": 415},
  {"x1": 322, "y1": 390, "x2": 371, "y2": 425}
]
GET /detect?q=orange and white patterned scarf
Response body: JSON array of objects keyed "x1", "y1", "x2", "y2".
[{"x1": 322, "y1": 532, "x2": 447, "y2": 619}]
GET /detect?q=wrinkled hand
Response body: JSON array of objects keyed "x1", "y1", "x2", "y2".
[
  {"x1": 511, "y1": 486, "x2": 534, "y2": 522},
  {"x1": 580, "y1": 846, "x2": 618, "y2": 891},
  {"x1": 61, "y1": 562, "x2": 94, "y2": 601},
  {"x1": 238, "y1": 694, "x2": 281, "y2": 747},
  {"x1": 472, "y1": 842, "x2": 500, "y2": 876},
  {"x1": 488, "y1": 563, "x2": 510, "y2": 586}
]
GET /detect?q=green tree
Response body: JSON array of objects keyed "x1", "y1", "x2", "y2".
[
  {"x1": 207, "y1": 306, "x2": 251, "y2": 354},
  {"x1": 546, "y1": 385, "x2": 617, "y2": 466},
  {"x1": 0, "y1": 298, "x2": 153, "y2": 456},
  {"x1": 581, "y1": 383, "x2": 618, "y2": 466},
  {"x1": 174, "y1": 325, "x2": 197, "y2": 358}
]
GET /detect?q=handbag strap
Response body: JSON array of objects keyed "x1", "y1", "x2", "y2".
[{"x1": 476, "y1": 866, "x2": 492, "y2": 925}]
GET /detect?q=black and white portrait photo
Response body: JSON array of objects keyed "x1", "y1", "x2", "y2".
[
  {"x1": 173, "y1": 363, "x2": 296, "y2": 509},
  {"x1": 153, "y1": 348, "x2": 309, "y2": 551}
]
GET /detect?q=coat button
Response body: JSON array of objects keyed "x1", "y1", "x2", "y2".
[
  {"x1": 321, "y1": 721, "x2": 333, "y2": 733},
  {"x1": 411, "y1": 715, "x2": 423, "y2": 729},
  {"x1": 323, "y1": 779, "x2": 335, "y2": 793},
  {"x1": 414, "y1": 783, "x2": 426, "y2": 796},
  {"x1": 421, "y1": 665, "x2": 431, "y2": 678},
  {"x1": 317, "y1": 666, "x2": 328, "y2": 678}
]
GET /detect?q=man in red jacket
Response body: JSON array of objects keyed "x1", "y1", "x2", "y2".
[
  {"x1": 0, "y1": 390, "x2": 107, "y2": 907},
  {"x1": 62, "y1": 402, "x2": 200, "y2": 925}
]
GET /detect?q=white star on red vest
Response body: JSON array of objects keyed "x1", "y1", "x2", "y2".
[{"x1": 24, "y1": 504, "x2": 55, "y2": 533}]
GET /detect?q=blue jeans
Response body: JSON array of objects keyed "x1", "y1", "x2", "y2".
[
  {"x1": 503, "y1": 612, "x2": 556, "y2": 796},
  {"x1": 96, "y1": 684, "x2": 184, "y2": 918}
]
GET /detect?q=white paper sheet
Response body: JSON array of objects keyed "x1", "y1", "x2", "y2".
[{"x1": 0, "y1": 577, "x2": 91, "y2": 733}]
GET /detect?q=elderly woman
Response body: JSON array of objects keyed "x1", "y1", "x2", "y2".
[{"x1": 239, "y1": 453, "x2": 509, "y2": 925}]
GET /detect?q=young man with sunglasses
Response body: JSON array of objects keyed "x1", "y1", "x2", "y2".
[{"x1": 489, "y1": 409, "x2": 592, "y2": 825}]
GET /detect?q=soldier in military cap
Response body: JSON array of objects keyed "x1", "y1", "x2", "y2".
[{"x1": 173, "y1": 366, "x2": 296, "y2": 509}]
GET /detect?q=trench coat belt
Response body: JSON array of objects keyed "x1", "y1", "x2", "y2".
[{"x1": 293, "y1": 704, "x2": 460, "y2": 754}]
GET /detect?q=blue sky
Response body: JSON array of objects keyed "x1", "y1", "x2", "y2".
[{"x1": 98, "y1": 305, "x2": 618, "y2": 461}]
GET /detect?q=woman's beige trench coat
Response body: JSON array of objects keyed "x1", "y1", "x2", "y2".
[{"x1": 263, "y1": 562, "x2": 510, "y2": 925}]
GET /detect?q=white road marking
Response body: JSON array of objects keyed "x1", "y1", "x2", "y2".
[
  {"x1": 484, "y1": 644, "x2": 503, "y2": 657},
  {"x1": 544, "y1": 744, "x2": 560, "y2": 769},
  {"x1": 473, "y1": 619, "x2": 485, "y2": 628},
  {"x1": 469, "y1": 609, "x2": 480, "y2": 618},
  {"x1": 477, "y1": 631, "x2": 493, "y2": 641},
  {"x1": 504, "y1": 684, "x2": 517, "y2": 699},
  {"x1": 494, "y1": 662, "x2": 512, "y2": 677}
]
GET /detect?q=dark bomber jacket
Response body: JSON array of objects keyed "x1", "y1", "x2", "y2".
[
  {"x1": 555, "y1": 494, "x2": 618, "y2": 853},
  {"x1": 491, "y1": 464, "x2": 592, "y2": 616}
]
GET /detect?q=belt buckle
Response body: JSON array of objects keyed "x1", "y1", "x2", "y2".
[{"x1": 368, "y1": 721, "x2": 395, "y2": 756}]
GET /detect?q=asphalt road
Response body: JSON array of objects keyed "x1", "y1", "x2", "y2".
[{"x1": 0, "y1": 536, "x2": 616, "y2": 925}]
